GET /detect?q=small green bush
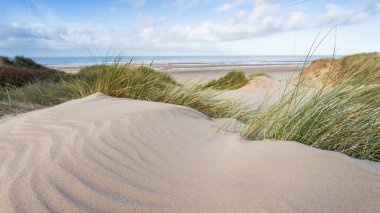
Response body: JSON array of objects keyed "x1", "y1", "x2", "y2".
[
  {"x1": 0, "y1": 56, "x2": 68, "y2": 87},
  {"x1": 3, "y1": 54, "x2": 380, "y2": 162},
  {"x1": 1, "y1": 64, "x2": 251, "y2": 120},
  {"x1": 298, "y1": 52, "x2": 380, "y2": 85},
  {"x1": 0, "y1": 56, "x2": 12, "y2": 66},
  {"x1": 248, "y1": 72, "x2": 271, "y2": 79},
  {"x1": 204, "y1": 70, "x2": 249, "y2": 90},
  {"x1": 242, "y1": 55, "x2": 380, "y2": 161}
]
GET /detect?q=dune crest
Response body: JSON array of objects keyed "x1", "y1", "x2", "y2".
[
  {"x1": 0, "y1": 93, "x2": 379, "y2": 212},
  {"x1": 238, "y1": 76, "x2": 281, "y2": 93}
]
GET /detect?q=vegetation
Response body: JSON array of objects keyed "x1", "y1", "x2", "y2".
[
  {"x1": 1, "y1": 63, "x2": 252, "y2": 121},
  {"x1": 0, "y1": 102, "x2": 20, "y2": 117},
  {"x1": 0, "y1": 56, "x2": 67, "y2": 87},
  {"x1": 297, "y1": 52, "x2": 380, "y2": 85},
  {"x1": 0, "y1": 101, "x2": 43, "y2": 118},
  {"x1": 248, "y1": 72, "x2": 272, "y2": 80},
  {"x1": 242, "y1": 54, "x2": 380, "y2": 161},
  {"x1": 1, "y1": 54, "x2": 380, "y2": 162},
  {"x1": 203, "y1": 70, "x2": 249, "y2": 90}
]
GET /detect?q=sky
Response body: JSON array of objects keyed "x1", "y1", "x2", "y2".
[{"x1": 0, "y1": 0, "x2": 379, "y2": 57}]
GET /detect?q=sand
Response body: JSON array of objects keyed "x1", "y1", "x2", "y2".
[
  {"x1": 56, "y1": 63, "x2": 302, "y2": 82},
  {"x1": 0, "y1": 93, "x2": 379, "y2": 212},
  {"x1": 57, "y1": 63, "x2": 299, "y2": 106},
  {"x1": 216, "y1": 75, "x2": 296, "y2": 106},
  {"x1": 169, "y1": 64, "x2": 301, "y2": 83}
]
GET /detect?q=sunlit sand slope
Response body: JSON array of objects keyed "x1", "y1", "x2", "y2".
[{"x1": 0, "y1": 93, "x2": 379, "y2": 212}]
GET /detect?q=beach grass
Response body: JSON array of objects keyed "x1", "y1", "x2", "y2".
[
  {"x1": 0, "y1": 102, "x2": 20, "y2": 117},
  {"x1": 242, "y1": 54, "x2": 380, "y2": 161},
  {"x1": 0, "y1": 63, "x2": 252, "y2": 121},
  {"x1": 0, "y1": 56, "x2": 68, "y2": 87},
  {"x1": 203, "y1": 70, "x2": 249, "y2": 90},
  {"x1": 0, "y1": 99, "x2": 43, "y2": 118},
  {"x1": 1, "y1": 54, "x2": 380, "y2": 161},
  {"x1": 297, "y1": 52, "x2": 380, "y2": 86},
  {"x1": 248, "y1": 72, "x2": 272, "y2": 79}
]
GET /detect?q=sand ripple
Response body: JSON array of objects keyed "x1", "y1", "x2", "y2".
[{"x1": 0, "y1": 93, "x2": 379, "y2": 212}]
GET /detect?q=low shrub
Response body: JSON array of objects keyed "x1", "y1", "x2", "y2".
[
  {"x1": 0, "y1": 56, "x2": 68, "y2": 87},
  {"x1": 203, "y1": 70, "x2": 249, "y2": 90},
  {"x1": 1, "y1": 64, "x2": 252, "y2": 120},
  {"x1": 297, "y1": 53, "x2": 380, "y2": 85},
  {"x1": 248, "y1": 72, "x2": 272, "y2": 79},
  {"x1": 242, "y1": 57, "x2": 380, "y2": 161}
]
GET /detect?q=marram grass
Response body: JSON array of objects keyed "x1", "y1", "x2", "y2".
[
  {"x1": 242, "y1": 54, "x2": 380, "y2": 161},
  {"x1": 1, "y1": 55, "x2": 380, "y2": 162},
  {"x1": 248, "y1": 72, "x2": 272, "y2": 80},
  {"x1": 1, "y1": 63, "x2": 253, "y2": 121},
  {"x1": 203, "y1": 70, "x2": 249, "y2": 90},
  {"x1": 298, "y1": 52, "x2": 380, "y2": 86}
]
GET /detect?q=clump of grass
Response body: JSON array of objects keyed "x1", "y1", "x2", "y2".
[
  {"x1": 0, "y1": 56, "x2": 13, "y2": 66},
  {"x1": 242, "y1": 55, "x2": 380, "y2": 161},
  {"x1": 0, "y1": 56, "x2": 68, "y2": 87},
  {"x1": 248, "y1": 72, "x2": 272, "y2": 80},
  {"x1": 0, "y1": 101, "x2": 43, "y2": 118},
  {"x1": 297, "y1": 52, "x2": 380, "y2": 85},
  {"x1": 3, "y1": 54, "x2": 380, "y2": 162},
  {"x1": 0, "y1": 66, "x2": 37, "y2": 87},
  {"x1": 203, "y1": 70, "x2": 249, "y2": 90},
  {"x1": 1, "y1": 63, "x2": 252, "y2": 121},
  {"x1": 0, "y1": 102, "x2": 21, "y2": 117}
]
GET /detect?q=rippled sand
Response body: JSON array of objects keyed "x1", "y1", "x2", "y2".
[{"x1": 0, "y1": 93, "x2": 379, "y2": 212}]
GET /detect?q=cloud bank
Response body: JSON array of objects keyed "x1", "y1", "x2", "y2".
[{"x1": 0, "y1": 0, "x2": 378, "y2": 55}]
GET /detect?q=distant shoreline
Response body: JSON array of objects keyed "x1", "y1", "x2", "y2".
[
  {"x1": 55, "y1": 63, "x2": 303, "y2": 84},
  {"x1": 54, "y1": 63, "x2": 305, "y2": 75},
  {"x1": 33, "y1": 55, "x2": 332, "y2": 69}
]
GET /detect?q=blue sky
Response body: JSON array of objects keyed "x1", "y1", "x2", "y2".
[{"x1": 0, "y1": 0, "x2": 379, "y2": 56}]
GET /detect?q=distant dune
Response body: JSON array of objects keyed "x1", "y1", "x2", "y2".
[
  {"x1": 1, "y1": 93, "x2": 379, "y2": 212},
  {"x1": 294, "y1": 53, "x2": 380, "y2": 85}
]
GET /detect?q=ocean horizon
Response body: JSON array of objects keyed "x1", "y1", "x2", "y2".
[{"x1": 31, "y1": 55, "x2": 342, "y2": 67}]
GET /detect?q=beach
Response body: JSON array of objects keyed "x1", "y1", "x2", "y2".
[
  {"x1": 1, "y1": 93, "x2": 379, "y2": 212},
  {"x1": 2, "y1": 0, "x2": 379, "y2": 211},
  {"x1": 56, "y1": 62, "x2": 303, "y2": 82},
  {"x1": 1, "y1": 54, "x2": 380, "y2": 212},
  {"x1": 55, "y1": 63, "x2": 301, "y2": 106}
]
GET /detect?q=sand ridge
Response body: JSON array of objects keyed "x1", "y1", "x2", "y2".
[{"x1": 0, "y1": 93, "x2": 379, "y2": 212}]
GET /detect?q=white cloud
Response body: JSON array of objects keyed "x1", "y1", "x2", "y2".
[
  {"x1": 1, "y1": 0, "x2": 378, "y2": 55},
  {"x1": 215, "y1": 0, "x2": 247, "y2": 12},
  {"x1": 250, "y1": 0, "x2": 280, "y2": 21},
  {"x1": 286, "y1": 11, "x2": 308, "y2": 29},
  {"x1": 366, "y1": 0, "x2": 380, "y2": 14},
  {"x1": 162, "y1": 1, "x2": 312, "y2": 43},
  {"x1": 139, "y1": 27, "x2": 155, "y2": 40},
  {"x1": 319, "y1": 4, "x2": 369, "y2": 26},
  {"x1": 0, "y1": 23, "x2": 114, "y2": 50},
  {"x1": 166, "y1": 15, "x2": 291, "y2": 43},
  {"x1": 217, "y1": 3, "x2": 232, "y2": 12},
  {"x1": 174, "y1": 0, "x2": 203, "y2": 11},
  {"x1": 119, "y1": 0, "x2": 146, "y2": 6},
  {"x1": 236, "y1": 10, "x2": 246, "y2": 18}
]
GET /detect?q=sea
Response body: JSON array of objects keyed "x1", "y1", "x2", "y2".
[{"x1": 31, "y1": 55, "x2": 341, "y2": 67}]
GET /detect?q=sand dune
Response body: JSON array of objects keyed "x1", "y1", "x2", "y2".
[
  {"x1": 239, "y1": 76, "x2": 282, "y2": 93},
  {"x1": 0, "y1": 93, "x2": 379, "y2": 212},
  {"x1": 220, "y1": 76, "x2": 295, "y2": 106}
]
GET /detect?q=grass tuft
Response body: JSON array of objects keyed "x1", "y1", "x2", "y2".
[
  {"x1": 297, "y1": 52, "x2": 380, "y2": 85},
  {"x1": 1, "y1": 63, "x2": 252, "y2": 121},
  {"x1": 203, "y1": 70, "x2": 249, "y2": 90},
  {"x1": 2, "y1": 54, "x2": 380, "y2": 162},
  {"x1": 248, "y1": 72, "x2": 272, "y2": 80},
  {"x1": 0, "y1": 56, "x2": 68, "y2": 87},
  {"x1": 242, "y1": 54, "x2": 380, "y2": 161}
]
